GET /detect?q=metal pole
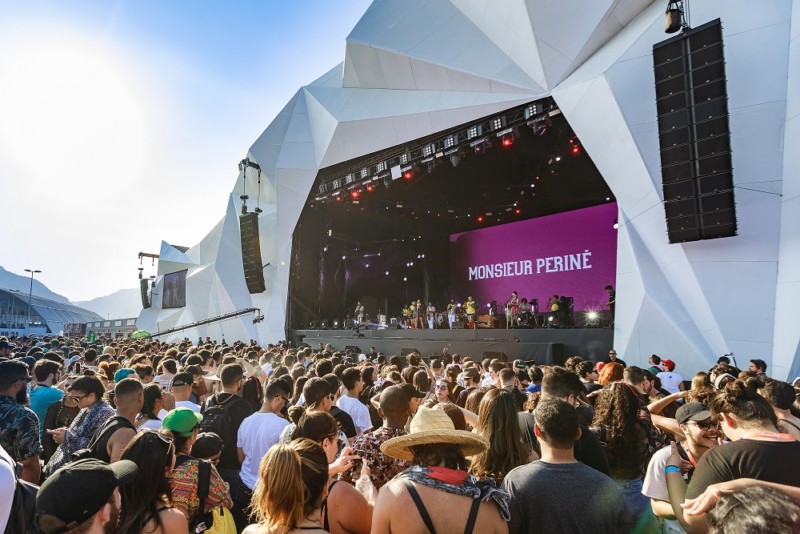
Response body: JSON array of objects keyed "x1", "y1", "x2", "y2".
[{"x1": 24, "y1": 269, "x2": 41, "y2": 332}]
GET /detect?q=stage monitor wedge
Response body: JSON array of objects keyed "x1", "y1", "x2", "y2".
[
  {"x1": 240, "y1": 212, "x2": 267, "y2": 294},
  {"x1": 653, "y1": 19, "x2": 737, "y2": 244}
]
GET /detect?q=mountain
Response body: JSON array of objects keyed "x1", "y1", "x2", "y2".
[
  {"x1": 75, "y1": 288, "x2": 142, "y2": 319},
  {"x1": 0, "y1": 266, "x2": 70, "y2": 303}
]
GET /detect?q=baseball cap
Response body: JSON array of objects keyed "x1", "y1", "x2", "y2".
[
  {"x1": 662, "y1": 359, "x2": 676, "y2": 371},
  {"x1": 400, "y1": 383, "x2": 426, "y2": 400},
  {"x1": 676, "y1": 402, "x2": 712, "y2": 425},
  {"x1": 114, "y1": 368, "x2": 136, "y2": 383},
  {"x1": 171, "y1": 372, "x2": 194, "y2": 387},
  {"x1": 191, "y1": 432, "x2": 224, "y2": 459},
  {"x1": 36, "y1": 459, "x2": 138, "y2": 533},
  {"x1": 303, "y1": 377, "x2": 333, "y2": 406},
  {"x1": 162, "y1": 407, "x2": 203, "y2": 437}
]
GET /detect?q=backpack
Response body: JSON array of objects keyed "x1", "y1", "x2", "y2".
[
  {"x1": 71, "y1": 415, "x2": 136, "y2": 463},
  {"x1": 1, "y1": 453, "x2": 38, "y2": 534},
  {"x1": 175, "y1": 456, "x2": 235, "y2": 534},
  {"x1": 199, "y1": 394, "x2": 242, "y2": 447}
]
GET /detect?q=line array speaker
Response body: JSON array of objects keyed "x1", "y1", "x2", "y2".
[
  {"x1": 240, "y1": 212, "x2": 267, "y2": 294},
  {"x1": 653, "y1": 19, "x2": 736, "y2": 244},
  {"x1": 140, "y1": 278, "x2": 151, "y2": 309}
]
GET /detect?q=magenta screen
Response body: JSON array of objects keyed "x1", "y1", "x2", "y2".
[{"x1": 449, "y1": 203, "x2": 618, "y2": 312}]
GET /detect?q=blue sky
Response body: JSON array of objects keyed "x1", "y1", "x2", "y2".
[{"x1": 0, "y1": 0, "x2": 373, "y2": 301}]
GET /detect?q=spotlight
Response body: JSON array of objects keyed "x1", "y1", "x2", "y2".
[
  {"x1": 501, "y1": 133, "x2": 514, "y2": 148},
  {"x1": 569, "y1": 136, "x2": 582, "y2": 156},
  {"x1": 402, "y1": 167, "x2": 414, "y2": 180},
  {"x1": 613, "y1": 219, "x2": 619, "y2": 229},
  {"x1": 366, "y1": 184, "x2": 374, "y2": 192},
  {"x1": 385, "y1": 270, "x2": 390, "y2": 276},
  {"x1": 587, "y1": 311, "x2": 599, "y2": 321},
  {"x1": 342, "y1": 255, "x2": 346, "y2": 260},
  {"x1": 477, "y1": 215, "x2": 484, "y2": 223},
  {"x1": 350, "y1": 190, "x2": 360, "y2": 200}
]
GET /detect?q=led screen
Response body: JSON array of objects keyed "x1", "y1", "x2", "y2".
[{"x1": 162, "y1": 270, "x2": 187, "y2": 309}]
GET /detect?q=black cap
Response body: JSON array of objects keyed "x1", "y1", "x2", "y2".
[
  {"x1": 400, "y1": 383, "x2": 426, "y2": 399},
  {"x1": 0, "y1": 359, "x2": 28, "y2": 383},
  {"x1": 303, "y1": 377, "x2": 332, "y2": 406},
  {"x1": 36, "y1": 459, "x2": 138, "y2": 533},
  {"x1": 191, "y1": 432, "x2": 224, "y2": 459},
  {"x1": 171, "y1": 372, "x2": 194, "y2": 387},
  {"x1": 676, "y1": 402, "x2": 712, "y2": 425}
]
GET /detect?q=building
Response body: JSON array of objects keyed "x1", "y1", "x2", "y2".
[{"x1": 0, "y1": 288, "x2": 102, "y2": 338}]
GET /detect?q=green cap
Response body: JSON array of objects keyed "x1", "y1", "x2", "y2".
[{"x1": 162, "y1": 408, "x2": 203, "y2": 437}]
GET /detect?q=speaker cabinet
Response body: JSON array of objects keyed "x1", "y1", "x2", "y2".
[
  {"x1": 240, "y1": 212, "x2": 267, "y2": 294},
  {"x1": 654, "y1": 19, "x2": 736, "y2": 244},
  {"x1": 140, "y1": 278, "x2": 150, "y2": 309}
]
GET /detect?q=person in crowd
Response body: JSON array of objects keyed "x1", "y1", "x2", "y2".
[
  {"x1": 341, "y1": 384, "x2": 412, "y2": 489},
  {"x1": 0, "y1": 360, "x2": 42, "y2": 483},
  {"x1": 761, "y1": 379, "x2": 800, "y2": 439},
  {"x1": 433, "y1": 377, "x2": 452, "y2": 403},
  {"x1": 137, "y1": 382, "x2": 167, "y2": 430},
  {"x1": 399, "y1": 382, "x2": 426, "y2": 421},
  {"x1": 748, "y1": 358, "x2": 768, "y2": 377},
  {"x1": 591, "y1": 381, "x2": 660, "y2": 529},
  {"x1": 481, "y1": 361, "x2": 505, "y2": 388},
  {"x1": 498, "y1": 368, "x2": 527, "y2": 412},
  {"x1": 643, "y1": 402, "x2": 720, "y2": 533},
  {"x1": 598, "y1": 361, "x2": 625, "y2": 385},
  {"x1": 519, "y1": 366, "x2": 610, "y2": 475},
  {"x1": 35, "y1": 458, "x2": 138, "y2": 534},
  {"x1": 85, "y1": 377, "x2": 143, "y2": 465},
  {"x1": 705, "y1": 486, "x2": 800, "y2": 534},
  {"x1": 154, "y1": 358, "x2": 177, "y2": 390},
  {"x1": 201, "y1": 363, "x2": 253, "y2": 477},
  {"x1": 338, "y1": 367, "x2": 373, "y2": 434},
  {"x1": 243, "y1": 439, "x2": 329, "y2": 534},
  {"x1": 412, "y1": 369, "x2": 433, "y2": 402},
  {"x1": 469, "y1": 388, "x2": 535, "y2": 484},
  {"x1": 605, "y1": 349, "x2": 626, "y2": 367},
  {"x1": 375, "y1": 407, "x2": 508, "y2": 533},
  {"x1": 163, "y1": 407, "x2": 233, "y2": 525},
  {"x1": 30, "y1": 359, "x2": 64, "y2": 438},
  {"x1": 576, "y1": 360, "x2": 602, "y2": 394},
  {"x1": 503, "y1": 399, "x2": 627, "y2": 534},
  {"x1": 170, "y1": 371, "x2": 201, "y2": 412},
  {"x1": 234, "y1": 379, "x2": 292, "y2": 531},
  {"x1": 291, "y1": 411, "x2": 371, "y2": 534},
  {"x1": 191, "y1": 431, "x2": 225, "y2": 464},
  {"x1": 324, "y1": 373, "x2": 358, "y2": 442},
  {"x1": 456, "y1": 367, "x2": 482, "y2": 407},
  {"x1": 242, "y1": 375, "x2": 264, "y2": 412},
  {"x1": 668, "y1": 377, "x2": 800, "y2": 532},
  {"x1": 118, "y1": 429, "x2": 188, "y2": 534},
  {"x1": 658, "y1": 359, "x2": 685, "y2": 394},
  {"x1": 41, "y1": 374, "x2": 81, "y2": 462},
  {"x1": 45, "y1": 374, "x2": 115, "y2": 476}
]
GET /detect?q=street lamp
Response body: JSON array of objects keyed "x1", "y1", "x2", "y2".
[{"x1": 24, "y1": 269, "x2": 41, "y2": 331}]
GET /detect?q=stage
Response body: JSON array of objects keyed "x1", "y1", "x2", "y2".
[{"x1": 290, "y1": 327, "x2": 613, "y2": 365}]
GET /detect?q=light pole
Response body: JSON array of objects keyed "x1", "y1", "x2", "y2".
[{"x1": 24, "y1": 269, "x2": 41, "y2": 332}]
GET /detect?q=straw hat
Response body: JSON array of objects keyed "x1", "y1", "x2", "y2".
[{"x1": 381, "y1": 406, "x2": 488, "y2": 462}]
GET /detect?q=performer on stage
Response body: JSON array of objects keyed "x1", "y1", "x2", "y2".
[
  {"x1": 446, "y1": 299, "x2": 457, "y2": 329},
  {"x1": 518, "y1": 297, "x2": 530, "y2": 326},
  {"x1": 505, "y1": 291, "x2": 520, "y2": 327},
  {"x1": 605, "y1": 284, "x2": 616, "y2": 324},
  {"x1": 354, "y1": 301, "x2": 365, "y2": 327},
  {"x1": 426, "y1": 301, "x2": 436, "y2": 329},
  {"x1": 465, "y1": 296, "x2": 477, "y2": 328},
  {"x1": 548, "y1": 294, "x2": 560, "y2": 326},
  {"x1": 414, "y1": 299, "x2": 425, "y2": 329},
  {"x1": 401, "y1": 303, "x2": 411, "y2": 328}
]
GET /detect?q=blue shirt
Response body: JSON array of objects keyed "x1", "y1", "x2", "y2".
[{"x1": 29, "y1": 385, "x2": 64, "y2": 436}]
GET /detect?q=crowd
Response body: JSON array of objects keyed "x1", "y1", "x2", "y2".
[{"x1": 1, "y1": 334, "x2": 800, "y2": 533}]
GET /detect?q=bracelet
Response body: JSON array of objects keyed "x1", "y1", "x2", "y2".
[{"x1": 665, "y1": 465, "x2": 682, "y2": 475}]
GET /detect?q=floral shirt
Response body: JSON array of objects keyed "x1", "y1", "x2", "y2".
[
  {"x1": 340, "y1": 427, "x2": 411, "y2": 489},
  {"x1": 44, "y1": 400, "x2": 114, "y2": 476},
  {"x1": 0, "y1": 395, "x2": 42, "y2": 461},
  {"x1": 168, "y1": 457, "x2": 232, "y2": 525}
]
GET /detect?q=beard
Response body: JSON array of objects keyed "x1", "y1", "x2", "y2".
[
  {"x1": 16, "y1": 386, "x2": 28, "y2": 405},
  {"x1": 103, "y1": 497, "x2": 120, "y2": 534}
]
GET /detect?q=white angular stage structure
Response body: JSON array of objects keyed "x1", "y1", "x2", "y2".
[{"x1": 138, "y1": 0, "x2": 800, "y2": 379}]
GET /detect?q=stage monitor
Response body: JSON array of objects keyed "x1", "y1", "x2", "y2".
[
  {"x1": 162, "y1": 270, "x2": 187, "y2": 309},
  {"x1": 449, "y1": 203, "x2": 617, "y2": 313}
]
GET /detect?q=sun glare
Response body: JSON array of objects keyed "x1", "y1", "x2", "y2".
[{"x1": 0, "y1": 37, "x2": 151, "y2": 198}]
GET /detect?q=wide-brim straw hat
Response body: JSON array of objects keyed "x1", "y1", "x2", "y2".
[{"x1": 381, "y1": 406, "x2": 488, "y2": 462}]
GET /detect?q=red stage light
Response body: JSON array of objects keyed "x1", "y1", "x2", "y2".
[
  {"x1": 335, "y1": 195, "x2": 342, "y2": 202},
  {"x1": 350, "y1": 190, "x2": 360, "y2": 200},
  {"x1": 403, "y1": 169, "x2": 414, "y2": 180},
  {"x1": 515, "y1": 209, "x2": 521, "y2": 214},
  {"x1": 571, "y1": 145, "x2": 582, "y2": 156},
  {"x1": 477, "y1": 215, "x2": 484, "y2": 223},
  {"x1": 502, "y1": 133, "x2": 514, "y2": 147},
  {"x1": 366, "y1": 184, "x2": 374, "y2": 192}
]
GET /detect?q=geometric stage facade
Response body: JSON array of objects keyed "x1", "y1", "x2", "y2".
[{"x1": 138, "y1": 0, "x2": 800, "y2": 379}]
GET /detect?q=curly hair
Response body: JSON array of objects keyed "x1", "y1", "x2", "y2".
[
  {"x1": 591, "y1": 383, "x2": 646, "y2": 479},
  {"x1": 469, "y1": 389, "x2": 532, "y2": 482},
  {"x1": 708, "y1": 486, "x2": 800, "y2": 534},
  {"x1": 710, "y1": 377, "x2": 777, "y2": 429}
]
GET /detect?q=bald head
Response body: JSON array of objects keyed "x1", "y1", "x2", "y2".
[{"x1": 380, "y1": 385, "x2": 410, "y2": 423}]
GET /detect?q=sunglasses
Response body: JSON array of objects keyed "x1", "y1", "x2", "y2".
[
  {"x1": 435, "y1": 384, "x2": 448, "y2": 390},
  {"x1": 688, "y1": 419, "x2": 718, "y2": 431}
]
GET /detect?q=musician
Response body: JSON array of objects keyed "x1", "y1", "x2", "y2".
[
  {"x1": 354, "y1": 301, "x2": 365, "y2": 327},
  {"x1": 414, "y1": 299, "x2": 425, "y2": 329},
  {"x1": 426, "y1": 301, "x2": 436, "y2": 329},
  {"x1": 401, "y1": 303, "x2": 411, "y2": 328},
  {"x1": 605, "y1": 284, "x2": 616, "y2": 323},
  {"x1": 505, "y1": 291, "x2": 520, "y2": 327},
  {"x1": 548, "y1": 294, "x2": 560, "y2": 326},
  {"x1": 446, "y1": 299, "x2": 457, "y2": 329},
  {"x1": 465, "y1": 296, "x2": 477, "y2": 328},
  {"x1": 518, "y1": 297, "x2": 530, "y2": 326}
]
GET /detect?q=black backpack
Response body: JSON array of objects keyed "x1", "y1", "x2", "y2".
[
  {"x1": 199, "y1": 394, "x2": 241, "y2": 446},
  {"x1": 1, "y1": 453, "x2": 38, "y2": 534},
  {"x1": 71, "y1": 415, "x2": 136, "y2": 463}
]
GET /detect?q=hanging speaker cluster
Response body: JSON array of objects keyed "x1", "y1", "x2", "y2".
[
  {"x1": 240, "y1": 212, "x2": 267, "y2": 294},
  {"x1": 140, "y1": 278, "x2": 151, "y2": 309},
  {"x1": 653, "y1": 19, "x2": 737, "y2": 244}
]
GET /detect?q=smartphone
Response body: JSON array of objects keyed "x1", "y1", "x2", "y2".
[{"x1": 352, "y1": 449, "x2": 365, "y2": 473}]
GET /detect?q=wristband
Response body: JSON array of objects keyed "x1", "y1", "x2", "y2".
[{"x1": 665, "y1": 465, "x2": 682, "y2": 475}]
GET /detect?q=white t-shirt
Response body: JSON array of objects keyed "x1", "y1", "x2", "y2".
[
  {"x1": 657, "y1": 372, "x2": 684, "y2": 394},
  {"x1": 176, "y1": 400, "x2": 201, "y2": 412},
  {"x1": 0, "y1": 447, "x2": 15, "y2": 533},
  {"x1": 238, "y1": 412, "x2": 289, "y2": 490},
  {"x1": 139, "y1": 417, "x2": 162, "y2": 431},
  {"x1": 337, "y1": 395, "x2": 373, "y2": 434},
  {"x1": 642, "y1": 445, "x2": 687, "y2": 534}
]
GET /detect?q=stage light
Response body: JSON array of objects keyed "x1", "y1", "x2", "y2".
[
  {"x1": 335, "y1": 195, "x2": 343, "y2": 202},
  {"x1": 471, "y1": 138, "x2": 491, "y2": 155},
  {"x1": 350, "y1": 190, "x2": 360, "y2": 200},
  {"x1": 613, "y1": 219, "x2": 619, "y2": 229},
  {"x1": 569, "y1": 136, "x2": 582, "y2": 156},
  {"x1": 490, "y1": 116, "x2": 507, "y2": 131},
  {"x1": 477, "y1": 215, "x2": 484, "y2": 222},
  {"x1": 342, "y1": 255, "x2": 346, "y2": 260},
  {"x1": 360, "y1": 167, "x2": 370, "y2": 179},
  {"x1": 323, "y1": 246, "x2": 328, "y2": 252},
  {"x1": 524, "y1": 103, "x2": 543, "y2": 120},
  {"x1": 502, "y1": 133, "x2": 514, "y2": 148},
  {"x1": 587, "y1": 311, "x2": 599, "y2": 321},
  {"x1": 403, "y1": 277, "x2": 407, "y2": 282},
  {"x1": 606, "y1": 196, "x2": 611, "y2": 201},
  {"x1": 376, "y1": 161, "x2": 388, "y2": 173},
  {"x1": 422, "y1": 143, "x2": 436, "y2": 157},
  {"x1": 426, "y1": 161, "x2": 435, "y2": 174},
  {"x1": 515, "y1": 209, "x2": 521, "y2": 214},
  {"x1": 366, "y1": 184, "x2": 374, "y2": 192},
  {"x1": 467, "y1": 124, "x2": 483, "y2": 140},
  {"x1": 555, "y1": 156, "x2": 561, "y2": 162},
  {"x1": 385, "y1": 270, "x2": 390, "y2": 276},
  {"x1": 443, "y1": 134, "x2": 458, "y2": 149},
  {"x1": 402, "y1": 167, "x2": 414, "y2": 180},
  {"x1": 399, "y1": 152, "x2": 410, "y2": 165}
]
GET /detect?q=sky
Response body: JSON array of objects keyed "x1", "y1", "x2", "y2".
[{"x1": 0, "y1": 0, "x2": 373, "y2": 301}]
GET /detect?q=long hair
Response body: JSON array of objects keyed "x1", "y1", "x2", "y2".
[
  {"x1": 592, "y1": 383, "x2": 644, "y2": 478},
  {"x1": 413, "y1": 370, "x2": 431, "y2": 394},
  {"x1": 250, "y1": 439, "x2": 329, "y2": 530},
  {"x1": 597, "y1": 363, "x2": 624, "y2": 386},
  {"x1": 469, "y1": 388, "x2": 532, "y2": 481},
  {"x1": 118, "y1": 430, "x2": 174, "y2": 534},
  {"x1": 291, "y1": 411, "x2": 338, "y2": 443},
  {"x1": 140, "y1": 383, "x2": 162, "y2": 419}
]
